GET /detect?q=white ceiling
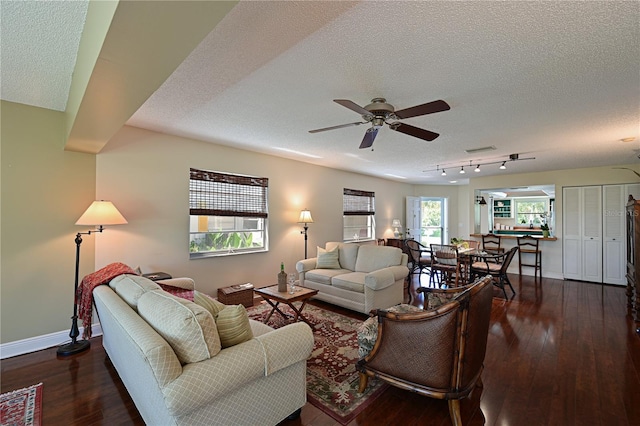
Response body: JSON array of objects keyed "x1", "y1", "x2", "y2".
[{"x1": 2, "y1": 1, "x2": 639, "y2": 184}]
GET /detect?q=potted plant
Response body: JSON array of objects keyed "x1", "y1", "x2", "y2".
[{"x1": 540, "y1": 223, "x2": 550, "y2": 238}]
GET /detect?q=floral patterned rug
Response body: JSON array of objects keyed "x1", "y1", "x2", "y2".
[{"x1": 247, "y1": 302, "x2": 387, "y2": 425}]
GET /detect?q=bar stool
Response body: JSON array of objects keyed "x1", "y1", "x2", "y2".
[
  {"x1": 482, "y1": 234, "x2": 504, "y2": 255},
  {"x1": 517, "y1": 236, "x2": 542, "y2": 279}
]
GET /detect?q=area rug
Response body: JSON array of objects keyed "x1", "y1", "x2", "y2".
[
  {"x1": 247, "y1": 303, "x2": 387, "y2": 425},
  {"x1": 0, "y1": 383, "x2": 42, "y2": 426}
]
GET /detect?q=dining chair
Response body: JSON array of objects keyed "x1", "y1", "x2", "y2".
[
  {"x1": 405, "y1": 239, "x2": 431, "y2": 278},
  {"x1": 463, "y1": 239, "x2": 480, "y2": 249},
  {"x1": 430, "y1": 244, "x2": 462, "y2": 287},
  {"x1": 470, "y1": 246, "x2": 518, "y2": 298}
]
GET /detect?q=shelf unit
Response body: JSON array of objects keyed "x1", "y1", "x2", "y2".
[{"x1": 493, "y1": 199, "x2": 512, "y2": 218}]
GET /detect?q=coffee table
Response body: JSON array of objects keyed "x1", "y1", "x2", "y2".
[{"x1": 253, "y1": 285, "x2": 319, "y2": 326}]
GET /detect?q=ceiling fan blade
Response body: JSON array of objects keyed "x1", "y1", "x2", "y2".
[
  {"x1": 309, "y1": 121, "x2": 365, "y2": 133},
  {"x1": 334, "y1": 99, "x2": 373, "y2": 117},
  {"x1": 394, "y1": 99, "x2": 450, "y2": 119},
  {"x1": 389, "y1": 122, "x2": 439, "y2": 141},
  {"x1": 359, "y1": 127, "x2": 379, "y2": 149}
]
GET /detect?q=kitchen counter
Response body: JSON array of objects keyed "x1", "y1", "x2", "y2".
[{"x1": 470, "y1": 233, "x2": 557, "y2": 241}]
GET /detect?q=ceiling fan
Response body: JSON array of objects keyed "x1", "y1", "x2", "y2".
[{"x1": 309, "y1": 97, "x2": 450, "y2": 149}]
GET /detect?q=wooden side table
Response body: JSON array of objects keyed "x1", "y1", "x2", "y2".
[{"x1": 142, "y1": 272, "x2": 172, "y2": 281}]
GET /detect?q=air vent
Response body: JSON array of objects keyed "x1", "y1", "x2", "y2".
[{"x1": 465, "y1": 146, "x2": 496, "y2": 154}]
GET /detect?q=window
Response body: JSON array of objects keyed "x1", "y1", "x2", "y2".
[
  {"x1": 189, "y1": 168, "x2": 268, "y2": 258},
  {"x1": 343, "y1": 188, "x2": 375, "y2": 242},
  {"x1": 515, "y1": 198, "x2": 548, "y2": 226}
]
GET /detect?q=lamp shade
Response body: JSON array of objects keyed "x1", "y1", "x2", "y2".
[
  {"x1": 391, "y1": 219, "x2": 401, "y2": 228},
  {"x1": 75, "y1": 201, "x2": 128, "y2": 226},
  {"x1": 298, "y1": 209, "x2": 313, "y2": 224}
]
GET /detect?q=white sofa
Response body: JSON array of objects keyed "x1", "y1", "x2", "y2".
[
  {"x1": 93, "y1": 274, "x2": 314, "y2": 426},
  {"x1": 296, "y1": 242, "x2": 409, "y2": 314}
]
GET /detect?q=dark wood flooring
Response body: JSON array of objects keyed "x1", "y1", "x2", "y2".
[{"x1": 2, "y1": 274, "x2": 640, "y2": 425}]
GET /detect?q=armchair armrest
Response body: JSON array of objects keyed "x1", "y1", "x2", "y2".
[
  {"x1": 296, "y1": 258, "x2": 318, "y2": 273},
  {"x1": 155, "y1": 277, "x2": 195, "y2": 290},
  {"x1": 256, "y1": 322, "x2": 314, "y2": 375},
  {"x1": 365, "y1": 265, "x2": 408, "y2": 291}
]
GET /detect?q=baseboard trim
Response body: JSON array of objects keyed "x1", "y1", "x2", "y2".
[{"x1": 0, "y1": 323, "x2": 102, "y2": 360}]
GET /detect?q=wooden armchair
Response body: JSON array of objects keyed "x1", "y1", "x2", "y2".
[{"x1": 357, "y1": 276, "x2": 494, "y2": 426}]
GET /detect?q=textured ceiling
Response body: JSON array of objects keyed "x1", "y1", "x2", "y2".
[
  {"x1": 2, "y1": 1, "x2": 639, "y2": 184},
  {"x1": 0, "y1": 0, "x2": 88, "y2": 111}
]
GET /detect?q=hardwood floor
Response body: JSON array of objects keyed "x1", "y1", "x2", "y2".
[{"x1": 2, "y1": 274, "x2": 639, "y2": 425}]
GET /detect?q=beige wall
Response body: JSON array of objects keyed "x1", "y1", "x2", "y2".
[
  {"x1": 1, "y1": 101, "x2": 96, "y2": 344},
  {"x1": 94, "y1": 126, "x2": 414, "y2": 296}
]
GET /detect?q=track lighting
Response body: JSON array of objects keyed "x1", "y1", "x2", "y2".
[{"x1": 428, "y1": 153, "x2": 533, "y2": 177}]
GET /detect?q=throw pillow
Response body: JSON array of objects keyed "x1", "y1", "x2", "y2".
[
  {"x1": 357, "y1": 304, "x2": 423, "y2": 359},
  {"x1": 215, "y1": 304, "x2": 254, "y2": 348},
  {"x1": 138, "y1": 290, "x2": 221, "y2": 364},
  {"x1": 316, "y1": 246, "x2": 341, "y2": 269},
  {"x1": 193, "y1": 291, "x2": 227, "y2": 319}
]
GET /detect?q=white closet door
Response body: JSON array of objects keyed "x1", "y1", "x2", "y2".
[
  {"x1": 603, "y1": 185, "x2": 625, "y2": 285},
  {"x1": 563, "y1": 187, "x2": 582, "y2": 280},
  {"x1": 405, "y1": 196, "x2": 421, "y2": 241},
  {"x1": 582, "y1": 186, "x2": 603, "y2": 282}
]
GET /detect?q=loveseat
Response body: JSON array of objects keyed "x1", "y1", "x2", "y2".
[
  {"x1": 296, "y1": 242, "x2": 409, "y2": 314},
  {"x1": 93, "y1": 274, "x2": 314, "y2": 426}
]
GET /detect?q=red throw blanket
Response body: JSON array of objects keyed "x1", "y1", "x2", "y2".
[{"x1": 77, "y1": 262, "x2": 137, "y2": 339}]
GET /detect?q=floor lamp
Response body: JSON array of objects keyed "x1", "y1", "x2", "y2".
[
  {"x1": 298, "y1": 209, "x2": 314, "y2": 259},
  {"x1": 57, "y1": 201, "x2": 128, "y2": 357}
]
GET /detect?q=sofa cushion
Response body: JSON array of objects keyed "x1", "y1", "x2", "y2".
[
  {"x1": 354, "y1": 245, "x2": 402, "y2": 273},
  {"x1": 331, "y1": 272, "x2": 366, "y2": 293},
  {"x1": 193, "y1": 290, "x2": 227, "y2": 319},
  {"x1": 109, "y1": 274, "x2": 161, "y2": 310},
  {"x1": 327, "y1": 242, "x2": 359, "y2": 271},
  {"x1": 138, "y1": 290, "x2": 221, "y2": 364},
  {"x1": 316, "y1": 246, "x2": 341, "y2": 269},
  {"x1": 306, "y1": 268, "x2": 351, "y2": 285},
  {"x1": 216, "y1": 304, "x2": 254, "y2": 348}
]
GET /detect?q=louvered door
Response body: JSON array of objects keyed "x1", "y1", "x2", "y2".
[
  {"x1": 563, "y1": 187, "x2": 582, "y2": 279},
  {"x1": 582, "y1": 186, "x2": 603, "y2": 282},
  {"x1": 603, "y1": 185, "x2": 625, "y2": 285}
]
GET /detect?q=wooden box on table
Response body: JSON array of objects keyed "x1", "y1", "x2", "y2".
[{"x1": 218, "y1": 283, "x2": 254, "y2": 307}]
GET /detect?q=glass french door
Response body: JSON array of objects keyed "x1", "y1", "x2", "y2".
[{"x1": 420, "y1": 198, "x2": 446, "y2": 247}]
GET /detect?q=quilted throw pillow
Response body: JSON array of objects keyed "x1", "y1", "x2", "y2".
[
  {"x1": 357, "y1": 304, "x2": 423, "y2": 359},
  {"x1": 316, "y1": 246, "x2": 341, "y2": 269}
]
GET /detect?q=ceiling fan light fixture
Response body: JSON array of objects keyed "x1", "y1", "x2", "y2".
[{"x1": 500, "y1": 161, "x2": 507, "y2": 170}]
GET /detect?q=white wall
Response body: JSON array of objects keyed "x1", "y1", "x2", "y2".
[{"x1": 95, "y1": 126, "x2": 414, "y2": 295}]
